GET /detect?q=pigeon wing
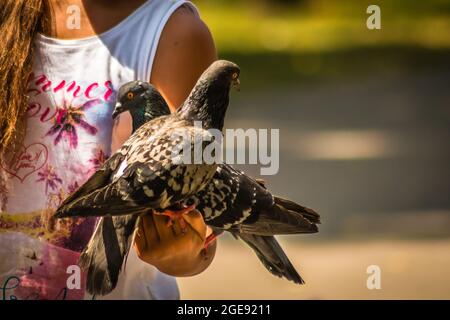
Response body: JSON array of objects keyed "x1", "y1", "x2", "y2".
[
  {"x1": 55, "y1": 124, "x2": 217, "y2": 218},
  {"x1": 194, "y1": 164, "x2": 274, "y2": 228},
  {"x1": 55, "y1": 151, "x2": 126, "y2": 214}
]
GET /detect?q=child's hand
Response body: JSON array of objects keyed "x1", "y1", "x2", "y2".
[{"x1": 133, "y1": 210, "x2": 216, "y2": 277}]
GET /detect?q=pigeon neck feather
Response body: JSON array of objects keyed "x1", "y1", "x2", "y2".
[
  {"x1": 129, "y1": 97, "x2": 170, "y2": 132},
  {"x1": 178, "y1": 78, "x2": 230, "y2": 131}
]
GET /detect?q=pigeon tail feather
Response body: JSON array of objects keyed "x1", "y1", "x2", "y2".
[
  {"x1": 235, "y1": 233, "x2": 304, "y2": 284},
  {"x1": 273, "y1": 196, "x2": 321, "y2": 224},
  {"x1": 236, "y1": 201, "x2": 319, "y2": 236},
  {"x1": 79, "y1": 215, "x2": 139, "y2": 296}
]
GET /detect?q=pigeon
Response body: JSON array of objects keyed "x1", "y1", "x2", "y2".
[
  {"x1": 63, "y1": 72, "x2": 319, "y2": 294},
  {"x1": 53, "y1": 61, "x2": 240, "y2": 294},
  {"x1": 107, "y1": 82, "x2": 320, "y2": 287},
  {"x1": 54, "y1": 60, "x2": 240, "y2": 219},
  {"x1": 76, "y1": 81, "x2": 173, "y2": 296}
]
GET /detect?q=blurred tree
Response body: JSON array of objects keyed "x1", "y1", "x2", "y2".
[{"x1": 266, "y1": 0, "x2": 307, "y2": 5}]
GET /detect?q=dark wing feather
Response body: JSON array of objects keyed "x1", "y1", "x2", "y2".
[
  {"x1": 54, "y1": 115, "x2": 175, "y2": 218},
  {"x1": 57, "y1": 152, "x2": 125, "y2": 210},
  {"x1": 192, "y1": 163, "x2": 319, "y2": 235},
  {"x1": 54, "y1": 162, "x2": 164, "y2": 218},
  {"x1": 273, "y1": 196, "x2": 321, "y2": 224},
  {"x1": 79, "y1": 214, "x2": 140, "y2": 295},
  {"x1": 196, "y1": 164, "x2": 273, "y2": 228},
  {"x1": 55, "y1": 124, "x2": 218, "y2": 219},
  {"x1": 234, "y1": 203, "x2": 318, "y2": 236},
  {"x1": 235, "y1": 233, "x2": 304, "y2": 284}
]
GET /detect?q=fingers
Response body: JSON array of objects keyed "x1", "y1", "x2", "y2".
[
  {"x1": 153, "y1": 213, "x2": 183, "y2": 240},
  {"x1": 133, "y1": 215, "x2": 150, "y2": 259},
  {"x1": 201, "y1": 237, "x2": 217, "y2": 263},
  {"x1": 183, "y1": 210, "x2": 207, "y2": 242},
  {"x1": 133, "y1": 209, "x2": 215, "y2": 276}
]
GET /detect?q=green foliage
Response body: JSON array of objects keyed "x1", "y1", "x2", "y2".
[
  {"x1": 195, "y1": 0, "x2": 450, "y2": 54},
  {"x1": 194, "y1": 0, "x2": 450, "y2": 87}
]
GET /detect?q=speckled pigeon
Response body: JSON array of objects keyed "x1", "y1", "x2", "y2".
[
  {"x1": 53, "y1": 61, "x2": 240, "y2": 294},
  {"x1": 58, "y1": 70, "x2": 319, "y2": 294},
  {"x1": 54, "y1": 60, "x2": 240, "y2": 220},
  {"x1": 106, "y1": 82, "x2": 320, "y2": 289}
]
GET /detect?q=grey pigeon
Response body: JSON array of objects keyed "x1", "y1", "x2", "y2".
[
  {"x1": 76, "y1": 81, "x2": 172, "y2": 296},
  {"x1": 54, "y1": 60, "x2": 240, "y2": 219},
  {"x1": 107, "y1": 82, "x2": 320, "y2": 288},
  {"x1": 54, "y1": 61, "x2": 240, "y2": 294},
  {"x1": 56, "y1": 62, "x2": 319, "y2": 295}
]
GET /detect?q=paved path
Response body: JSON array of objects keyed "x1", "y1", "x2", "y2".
[{"x1": 178, "y1": 239, "x2": 450, "y2": 299}]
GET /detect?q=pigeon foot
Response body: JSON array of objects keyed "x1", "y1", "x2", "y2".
[
  {"x1": 158, "y1": 204, "x2": 196, "y2": 233},
  {"x1": 204, "y1": 232, "x2": 219, "y2": 251}
]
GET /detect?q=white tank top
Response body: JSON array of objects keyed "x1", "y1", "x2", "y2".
[{"x1": 0, "y1": 0, "x2": 198, "y2": 300}]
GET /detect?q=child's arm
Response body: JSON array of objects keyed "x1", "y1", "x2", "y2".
[
  {"x1": 150, "y1": 5, "x2": 217, "y2": 111},
  {"x1": 111, "y1": 6, "x2": 218, "y2": 276}
]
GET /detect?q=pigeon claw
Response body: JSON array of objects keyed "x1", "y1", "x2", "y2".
[
  {"x1": 203, "y1": 232, "x2": 219, "y2": 251},
  {"x1": 159, "y1": 204, "x2": 196, "y2": 233}
]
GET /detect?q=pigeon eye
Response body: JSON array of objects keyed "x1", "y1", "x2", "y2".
[
  {"x1": 127, "y1": 92, "x2": 134, "y2": 99},
  {"x1": 232, "y1": 72, "x2": 238, "y2": 79}
]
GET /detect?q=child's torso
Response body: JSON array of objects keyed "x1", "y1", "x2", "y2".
[{"x1": 0, "y1": 0, "x2": 193, "y2": 299}]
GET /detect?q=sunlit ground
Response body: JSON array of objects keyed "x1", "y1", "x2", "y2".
[{"x1": 178, "y1": 238, "x2": 450, "y2": 299}]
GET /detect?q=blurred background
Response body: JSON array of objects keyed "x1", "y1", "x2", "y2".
[{"x1": 178, "y1": 0, "x2": 450, "y2": 299}]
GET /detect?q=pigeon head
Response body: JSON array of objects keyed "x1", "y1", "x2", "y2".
[
  {"x1": 113, "y1": 81, "x2": 170, "y2": 132},
  {"x1": 179, "y1": 60, "x2": 240, "y2": 131},
  {"x1": 197, "y1": 60, "x2": 241, "y2": 91}
]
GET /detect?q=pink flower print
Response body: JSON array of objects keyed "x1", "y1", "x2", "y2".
[
  {"x1": 68, "y1": 181, "x2": 79, "y2": 194},
  {"x1": 89, "y1": 148, "x2": 108, "y2": 171},
  {"x1": 46, "y1": 99, "x2": 100, "y2": 149},
  {"x1": 36, "y1": 164, "x2": 62, "y2": 194}
]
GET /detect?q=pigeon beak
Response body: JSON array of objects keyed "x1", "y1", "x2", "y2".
[
  {"x1": 112, "y1": 102, "x2": 125, "y2": 119},
  {"x1": 232, "y1": 78, "x2": 240, "y2": 91}
]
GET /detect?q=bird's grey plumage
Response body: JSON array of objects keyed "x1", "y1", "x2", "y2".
[
  {"x1": 57, "y1": 61, "x2": 320, "y2": 294},
  {"x1": 103, "y1": 94, "x2": 318, "y2": 289},
  {"x1": 78, "y1": 215, "x2": 140, "y2": 295},
  {"x1": 235, "y1": 233, "x2": 304, "y2": 284},
  {"x1": 189, "y1": 164, "x2": 319, "y2": 235},
  {"x1": 56, "y1": 121, "x2": 218, "y2": 218},
  {"x1": 65, "y1": 80, "x2": 318, "y2": 293},
  {"x1": 55, "y1": 60, "x2": 241, "y2": 219},
  {"x1": 74, "y1": 81, "x2": 173, "y2": 295},
  {"x1": 55, "y1": 61, "x2": 241, "y2": 295}
]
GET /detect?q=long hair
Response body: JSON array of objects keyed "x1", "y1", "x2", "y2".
[
  {"x1": 0, "y1": 0, "x2": 48, "y2": 155},
  {"x1": 0, "y1": 0, "x2": 49, "y2": 207}
]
